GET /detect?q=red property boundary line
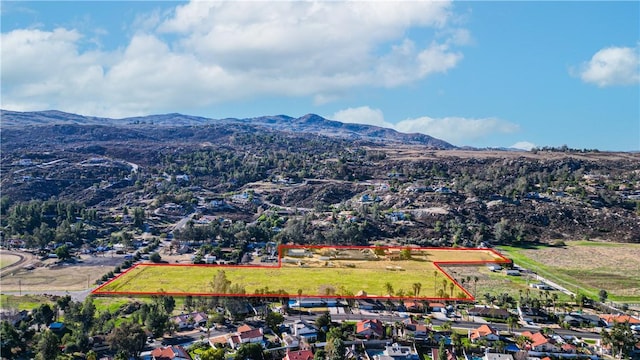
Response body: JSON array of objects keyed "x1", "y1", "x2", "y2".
[{"x1": 91, "y1": 245, "x2": 511, "y2": 302}]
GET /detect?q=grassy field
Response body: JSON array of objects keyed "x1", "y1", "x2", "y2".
[
  {"x1": 0, "y1": 254, "x2": 22, "y2": 269},
  {"x1": 0, "y1": 294, "x2": 52, "y2": 311},
  {"x1": 499, "y1": 241, "x2": 640, "y2": 303},
  {"x1": 94, "y1": 248, "x2": 506, "y2": 300}
]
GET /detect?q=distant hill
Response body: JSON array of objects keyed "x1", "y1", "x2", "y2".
[{"x1": 0, "y1": 109, "x2": 455, "y2": 149}]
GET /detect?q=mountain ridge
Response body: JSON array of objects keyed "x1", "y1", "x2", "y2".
[{"x1": 0, "y1": 109, "x2": 455, "y2": 149}]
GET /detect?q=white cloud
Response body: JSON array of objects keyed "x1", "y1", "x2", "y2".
[
  {"x1": 331, "y1": 106, "x2": 392, "y2": 128},
  {"x1": 576, "y1": 44, "x2": 640, "y2": 87},
  {"x1": 395, "y1": 116, "x2": 519, "y2": 144},
  {"x1": 329, "y1": 106, "x2": 519, "y2": 145},
  {"x1": 510, "y1": 141, "x2": 536, "y2": 151},
  {"x1": 1, "y1": 1, "x2": 468, "y2": 117}
]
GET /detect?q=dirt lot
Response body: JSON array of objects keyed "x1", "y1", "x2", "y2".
[{"x1": 1, "y1": 252, "x2": 125, "y2": 292}]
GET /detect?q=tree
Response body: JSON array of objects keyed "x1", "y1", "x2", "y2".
[
  {"x1": 315, "y1": 312, "x2": 332, "y2": 330},
  {"x1": 107, "y1": 321, "x2": 147, "y2": 358},
  {"x1": 184, "y1": 295, "x2": 194, "y2": 312},
  {"x1": 506, "y1": 316, "x2": 520, "y2": 334},
  {"x1": 150, "y1": 252, "x2": 162, "y2": 263},
  {"x1": 441, "y1": 321, "x2": 452, "y2": 332},
  {"x1": 201, "y1": 347, "x2": 226, "y2": 360},
  {"x1": 601, "y1": 321, "x2": 635, "y2": 358},
  {"x1": 598, "y1": 289, "x2": 608, "y2": 303},
  {"x1": 1, "y1": 321, "x2": 25, "y2": 358},
  {"x1": 235, "y1": 342, "x2": 264, "y2": 360},
  {"x1": 81, "y1": 297, "x2": 96, "y2": 332},
  {"x1": 32, "y1": 303, "x2": 55, "y2": 329},
  {"x1": 55, "y1": 244, "x2": 72, "y2": 261},
  {"x1": 400, "y1": 248, "x2": 412, "y2": 260},
  {"x1": 325, "y1": 336, "x2": 346, "y2": 360},
  {"x1": 385, "y1": 282, "x2": 394, "y2": 296},
  {"x1": 146, "y1": 310, "x2": 169, "y2": 337},
  {"x1": 35, "y1": 330, "x2": 60, "y2": 360},
  {"x1": 412, "y1": 282, "x2": 422, "y2": 298},
  {"x1": 437, "y1": 339, "x2": 447, "y2": 360},
  {"x1": 211, "y1": 270, "x2": 232, "y2": 295},
  {"x1": 265, "y1": 311, "x2": 284, "y2": 332}
]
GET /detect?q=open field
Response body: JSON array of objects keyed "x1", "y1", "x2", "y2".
[
  {"x1": 0, "y1": 254, "x2": 21, "y2": 269},
  {"x1": 443, "y1": 265, "x2": 574, "y2": 304},
  {"x1": 0, "y1": 294, "x2": 53, "y2": 311},
  {"x1": 0, "y1": 253, "x2": 123, "y2": 292},
  {"x1": 499, "y1": 241, "x2": 640, "y2": 302},
  {"x1": 93, "y1": 246, "x2": 508, "y2": 300}
]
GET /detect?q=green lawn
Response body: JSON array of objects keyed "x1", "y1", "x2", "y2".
[
  {"x1": 94, "y1": 248, "x2": 507, "y2": 300},
  {"x1": 0, "y1": 294, "x2": 52, "y2": 311}
]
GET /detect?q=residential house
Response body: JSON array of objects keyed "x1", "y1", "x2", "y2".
[
  {"x1": 208, "y1": 324, "x2": 264, "y2": 349},
  {"x1": 281, "y1": 333, "x2": 299, "y2": 348},
  {"x1": 292, "y1": 320, "x2": 318, "y2": 342},
  {"x1": 563, "y1": 313, "x2": 603, "y2": 327},
  {"x1": 171, "y1": 312, "x2": 208, "y2": 330},
  {"x1": 599, "y1": 314, "x2": 640, "y2": 327},
  {"x1": 470, "y1": 324, "x2": 499, "y2": 342},
  {"x1": 522, "y1": 332, "x2": 559, "y2": 353},
  {"x1": 403, "y1": 301, "x2": 424, "y2": 313},
  {"x1": 402, "y1": 318, "x2": 429, "y2": 338},
  {"x1": 284, "y1": 349, "x2": 314, "y2": 360},
  {"x1": 561, "y1": 343, "x2": 577, "y2": 354},
  {"x1": 151, "y1": 345, "x2": 192, "y2": 360},
  {"x1": 429, "y1": 303, "x2": 446, "y2": 312},
  {"x1": 468, "y1": 307, "x2": 511, "y2": 320},
  {"x1": 0, "y1": 309, "x2": 28, "y2": 326},
  {"x1": 519, "y1": 307, "x2": 551, "y2": 324},
  {"x1": 484, "y1": 354, "x2": 514, "y2": 360},
  {"x1": 357, "y1": 299, "x2": 385, "y2": 311},
  {"x1": 373, "y1": 343, "x2": 419, "y2": 360},
  {"x1": 356, "y1": 319, "x2": 384, "y2": 339},
  {"x1": 234, "y1": 324, "x2": 264, "y2": 347}
]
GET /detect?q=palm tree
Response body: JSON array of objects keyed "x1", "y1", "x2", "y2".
[
  {"x1": 441, "y1": 321, "x2": 452, "y2": 332},
  {"x1": 473, "y1": 276, "x2": 479, "y2": 296},
  {"x1": 449, "y1": 282, "x2": 455, "y2": 297},
  {"x1": 297, "y1": 288, "x2": 303, "y2": 321},
  {"x1": 385, "y1": 282, "x2": 394, "y2": 296},
  {"x1": 412, "y1": 282, "x2": 422, "y2": 298},
  {"x1": 506, "y1": 316, "x2": 519, "y2": 334},
  {"x1": 515, "y1": 335, "x2": 528, "y2": 350}
]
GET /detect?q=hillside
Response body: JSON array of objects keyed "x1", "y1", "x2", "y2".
[
  {"x1": 0, "y1": 109, "x2": 454, "y2": 148},
  {"x1": 1, "y1": 110, "x2": 639, "y2": 249}
]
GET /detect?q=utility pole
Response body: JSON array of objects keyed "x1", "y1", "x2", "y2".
[{"x1": 18, "y1": 279, "x2": 21, "y2": 296}]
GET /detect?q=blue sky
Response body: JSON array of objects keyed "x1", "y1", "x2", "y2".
[{"x1": 1, "y1": 1, "x2": 638, "y2": 150}]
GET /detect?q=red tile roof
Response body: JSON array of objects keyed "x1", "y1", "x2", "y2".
[
  {"x1": 240, "y1": 328, "x2": 263, "y2": 340},
  {"x1": 470, "y1": 324, "x2": 497, "y2": 340},
  {"x1": 151, "y1": 345, "x2": 191, "y2": 360},
  {"x1": 600, "y1": 314, "x2": 640, "y2": 324},
  {"x1": 285, "y1": 350, "x2": 314, "y2": 360},
  {"x1": 356, "y1": 319, "x2": 384, "y2": 336}
]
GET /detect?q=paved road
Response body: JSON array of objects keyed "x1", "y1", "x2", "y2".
[{"x1": 2, "y1": 289, "x2": 94, "y2": 302}]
